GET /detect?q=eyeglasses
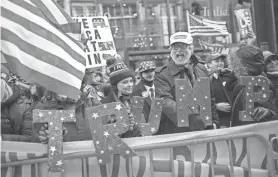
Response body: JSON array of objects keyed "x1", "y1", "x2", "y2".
[{"x1": 171, "y1": 44, "x2": 190, "y2": 50}]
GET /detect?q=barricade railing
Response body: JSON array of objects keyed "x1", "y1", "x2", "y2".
[{"x1": 1, "y1": 132, "x2": 276, "y2": 177}]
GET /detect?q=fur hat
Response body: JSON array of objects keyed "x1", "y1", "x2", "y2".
[
  {"x1": 106, "y1": 55, "x2": 135, "y2": 86},
  {"x1": 232, "y1": 45, "x2": 265, "y2": 76}
]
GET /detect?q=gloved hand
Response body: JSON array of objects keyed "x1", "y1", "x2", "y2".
[
  {"x1": 38, "y1": 123, "x2": 68, "y2": 144},
  {"x1": 189, "y1": 114, "x2": 206, "y2": 131},
  {"x1": 121, "y1": 123, "x2": 142, "y2": 138},
  {"x1": 251, "y1": 107, "x2": 272, "y2": 121},
  {"x1": 38, "y1": 124, "x2": 49, "y2": 144}
]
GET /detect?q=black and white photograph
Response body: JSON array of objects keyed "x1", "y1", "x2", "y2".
[{"x1": 1, "y1": 0, "x2": 278, "y2": 177}]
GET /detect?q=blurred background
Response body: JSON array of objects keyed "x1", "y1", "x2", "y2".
[{"x1": 57, "y1": 0, "x2": 277, "y2": 70}]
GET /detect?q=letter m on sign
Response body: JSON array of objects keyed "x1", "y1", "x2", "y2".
[{"x1": 175, "y1": 78, "x2": 212, "y2": 127}]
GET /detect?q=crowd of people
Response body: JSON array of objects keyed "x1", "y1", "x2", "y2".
[{"x1": 1, "y1": 32, "x2": 278, "y2": 143}]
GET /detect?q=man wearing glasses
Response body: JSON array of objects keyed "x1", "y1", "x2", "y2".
[{"x1": 154, "y1": 32, "x2": 219, "y2": 134}]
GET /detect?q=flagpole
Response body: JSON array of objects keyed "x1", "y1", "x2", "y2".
[
  {"x1": 186, "y1": 10, "x2": 190, "y2": 33},
  {"x1": 166, "y1": 0, "x2": 172, "y2": 40},
  {"x1": 118, "y1": 0, "x2": 127, "y2": 53}
]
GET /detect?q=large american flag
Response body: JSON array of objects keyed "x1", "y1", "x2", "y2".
[
  {"x1": 187, "y1": 11, "x2": 229, "y2": 37},
  {"x1": 1, "y1": 0, "x2": 86, "y2": 100}
]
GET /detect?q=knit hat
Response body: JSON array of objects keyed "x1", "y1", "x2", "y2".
[
  {"x1": 235, "y1": 45, "x2": 265, "y2": 76},
  {"x1": 263, "y1": 51, "x2": 278, "y2": 64},
  {"x1": 106, "y1": 56, "x2": 135, "y2": 86},
  {"x1": 138, "y1": 61, "x2": 156, "y2": 73}
]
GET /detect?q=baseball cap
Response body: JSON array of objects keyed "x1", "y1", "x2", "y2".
[
  {"x1": 206, "y1": 53, "x2": 227, "y2": 64},
  {"x1": 170, "y1": 32, "x2": 193, "y2": 46}
]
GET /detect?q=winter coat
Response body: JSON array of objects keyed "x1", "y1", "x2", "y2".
[
  {"x1": 230, "y1": 75, "x2": 278, "y2": 126},
  {"x1": 209, "y1": 70, "x2": 236, "y2": 127},
  {"x1": 266, "y1": 73, "x2": 278, "y2": 109},
  {"x1": 101, "y1": 91, "x2": 142, "y2": 138},
  {"x1": 132, "y1": 81, "x2": 154, "y2": 123},
  {"x1": 154, "y1": 56, "x2": 219, "y2": 134}
]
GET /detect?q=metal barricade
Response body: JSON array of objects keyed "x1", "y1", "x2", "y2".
[{"x1": 1, "y1": 132, "x2": 276, "y2": 177}]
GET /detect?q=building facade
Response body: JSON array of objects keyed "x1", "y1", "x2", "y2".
[{"x1": 58, "y1": 0, "x2": 277, "y2": 69}]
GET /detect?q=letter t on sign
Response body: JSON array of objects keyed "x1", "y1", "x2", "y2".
[{"x1": 33, "y1": 110, "x2": 76, "y2": 174}]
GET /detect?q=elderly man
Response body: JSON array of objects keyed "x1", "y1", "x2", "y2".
[{"x1": 154, "y1": 32, "x2": 219, "y2": 134}]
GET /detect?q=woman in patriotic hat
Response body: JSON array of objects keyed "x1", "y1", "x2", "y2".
[{"x1": 101, "y1": 55, "x2": 142, "y2": 138}]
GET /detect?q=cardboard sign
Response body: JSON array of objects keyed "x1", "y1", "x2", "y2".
[
  {"x1": 234, "y1": 8, "x2": 255, "y2": 41},
  {"x1": 73, "y1": 17, "x2": 117, "y2": 68}
]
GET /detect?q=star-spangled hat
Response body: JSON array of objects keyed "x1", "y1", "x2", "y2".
[{"x1": 138, "y1": 61, "x2": 156, "y2": 73}]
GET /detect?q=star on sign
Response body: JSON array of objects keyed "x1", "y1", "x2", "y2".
[
  {"x1": 179, "y1": 86, "x2": 184, "y2": 90},
  {"x1": 252, "y1": 77, "x2": 254, "y2": 80},
  {"x1": 151, "y1": 127, "x2": 155, "y2": 132},
  {"x1": 48, "y1": 111, "x2": 52, "y2": 115},
  {"x1": 38, "y1": 113, "x2": 43, "y2": 118},
  {"x1": 262, "y1": 87, "x2": 265, "y2": 90},
  {"x1": 50, "y1": 146, "x2": 56, "y2": 154},
  {"x1": 100, "y1": 150, "x2": 104, "y2": 154},
  {"x1": 263, "y1": 94, "x2": 267, "y2": 98},
  {"x1": 56, "y1": 160, "x2": 63, "y2": 166},
  {"x1": 258, "y1": 79, "x2": 261, "y2": 82},
  {"x1": 205, "y1": 116, "x2": 210, "y2": 120},
  {"x1": 50, "y1": 122, "x2": 53, "y2": 126},
  {"x1": 115, "y1": 104, "x2": 122, "y2": 110},
  {"x1": 194, "y1": 98, "x2": 197, "y2": 101},
  {"x1": 204, "y1": 96, "x2": 208, "y2": 99},
  {"x1": 69, "y1": 113, "x2": 74, "y2": 119},
  {"x1": 96, "y1": 141, "x2": 99, "y2": 144},
  {"x1": 98, "y1": 159, "x2": 103, "y2": 163},
  {"x1": 92, "y1": 113, "x2": 99, "y2": 119},
  {"x1": 103, "y1": 131, "x2": 110, "y2": 137},
  {"x1": 126, "y1": 150, "x2": 130, "y2": 154},
  {"x1": 103, "y1": 105, "x2": 107, "y2": 109},
  {"x1": 181, "y1": 119, "x2": 184, "y2": 123},
  {"x1": 61, "y1": 117, "x2": 64, "y2": 121}
]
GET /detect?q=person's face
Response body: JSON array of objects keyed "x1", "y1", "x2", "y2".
[
  {"x1": 170, "y1": 42, "x2": 194, "y2": 66},
  {"x1": 94, "y1": 73, "x2": 101, "y2": 82},
  {"x1": 208, "y1": 57, "x2": 225, "y2": 71},
  {"x1": 265, "y1": 56, "x2": 278, "y2": 73},
  {"x1": 141, "y1": 69, "x2": 155, "y2": 81},
  {"x1": 117, "y1": 77, "x2": 134, "y2": 95}
]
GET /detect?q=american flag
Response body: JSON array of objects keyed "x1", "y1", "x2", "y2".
[
  {"x1": 1, "y1": 0, "x2": 86, "y2": 100},
  {"x1": 187, "y1": 11, "x2": 229, "y2": 37}
]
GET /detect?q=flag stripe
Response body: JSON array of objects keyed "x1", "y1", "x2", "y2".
[
  {"x1": 1, "y1": 4, "x2": 85, "y2": 67},
  {"x1": 2, "y1": 41, "x2": 81, "y2": 88},
  {"x1": 3, "y1": 53, "x2": 81, "y2": 99},
  {"x1": 1, "y1": 28, "x2": 84, "y2": 79},
  {"x1": 33, "y1": 0, "x2": 67, "y2": 25},
  {"x1": 1, "y1": 0, "x2": 85, "y2": 63}
]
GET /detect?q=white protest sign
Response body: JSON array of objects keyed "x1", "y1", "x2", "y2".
[{"x1": 73, "y1": 16, "x2": 117, "y2": 68}]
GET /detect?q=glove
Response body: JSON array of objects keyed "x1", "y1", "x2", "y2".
[
  {"x1": 121, "y1": 123, "x2": 142, "y2": 138},
  {"x1": 251, "y1": 107, "x2": 272, "y2": 121},
  {"x1": 189, "y1": 114, "x2": 206, "y2": 131},
  {"x1": 38, "y1": 123, "x2": 68, "y2": 144}
]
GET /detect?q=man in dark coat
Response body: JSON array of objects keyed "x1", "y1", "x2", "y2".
[
  {"x1": 229, "y1": 45, "x2": 278, "y2": 126},
  {"x1": 154, "y1": 32, "x2": 219, "y2": 134},
  {"x1": 133, "y1": 60, "x2": 156, "y2": 124}
]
